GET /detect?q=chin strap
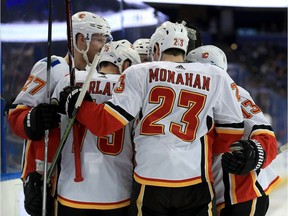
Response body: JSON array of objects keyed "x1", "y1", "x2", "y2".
[{"x1": 74, "y1": 40, "x2": 92, "y2": 67}]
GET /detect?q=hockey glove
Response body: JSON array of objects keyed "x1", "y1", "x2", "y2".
[
  {"x1": 59, "y1": 86, "x2": 92, "y2": 118},
  {"x1": 23, "y1": 172, "x2": 53, "y2": 216},
  {"x1": 4, "y1": 97, "x2": 16, "y2": 117},
  {"x1": 222, "y1": 140, "x2": 266, "y2": 175},
  {"x1": 24, "y1": 103, "x2": 61, "y2": 140}
]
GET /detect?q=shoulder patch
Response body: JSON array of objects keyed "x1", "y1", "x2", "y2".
[
  {"x1": 41, "y1": 57, "x2": 61, "y2": 67},
  {"x1": 51, "y1": 57, "x2": 61, "y2": 67}
]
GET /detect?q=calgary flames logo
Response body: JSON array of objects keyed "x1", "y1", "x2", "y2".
[
  {"x1": 79, "y1": 13, "x2": 86, "y2": 19},
  {"x1": 202, "y1": 52, "x2": 209, "y2": 59}
]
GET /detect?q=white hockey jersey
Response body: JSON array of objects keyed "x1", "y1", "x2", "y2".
[
  {"x1": 52, "y1": 71, "x2": 134, "y2": 209},
  {"x1": 75, "y1": 61, "x2": 244, "y2": 188}
]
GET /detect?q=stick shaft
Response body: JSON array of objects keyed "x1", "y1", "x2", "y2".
[
  {"x1": 65, "y1": 0, "x2": 75, "y2": 86},
  {"x1": 42, "y1": 0, "x2": 53, "y2": 215}
]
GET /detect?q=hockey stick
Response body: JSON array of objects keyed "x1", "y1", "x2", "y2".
[
  {"x1": 47, "y1": 51, "x2": 101, "y2": 184},
  {"x1": 20, "y1": 140, "x2": 27, "y2": 172},
  {"x1": 46, "y1": 0, "x2": 75, "y2": 185},
  {"x1": 63, "y1": 1, "x2": 84, "y2": 180},
  {"x1": 65, "y1": 0, "x2": 75, "y2": 86},
  {"x1": 42, "y1": 0, "x2": 53, "y2": 215}
]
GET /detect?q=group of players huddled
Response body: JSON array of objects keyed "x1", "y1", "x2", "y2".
[{"x1": 7, "y1": 11, "x2": 280, "y2": 216}]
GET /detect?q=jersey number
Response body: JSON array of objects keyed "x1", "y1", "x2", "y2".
[
  {"x1": 174, "y1": 38, "x2": 184, "y2": 47},
  {"x1": 72, "y1": 129, "x2": 125, "y2": 157},
  {"x1": 231, "y1": 82, "x2": 241, "y2": 101},
  {"x1": 22, "y1": 75, "x2": 46, "y2": 95},
  {"x1": 241, "y1": 99, "x2": 261, "y2": 119},
  {"x1": 97, "y1": 128, "x2": 125, "y2": 155},
  {"x1": 140, "y1": 86, "x2": 206, "y2": 142}
]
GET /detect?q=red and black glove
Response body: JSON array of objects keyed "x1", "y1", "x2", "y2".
[
  {"x1": 24, "y1": 103, "x2": 60, "y2": 140},
  {"x1": 58, "y1": 86, "x2": 92, "y2": 118},
  {"x1": 222, "y1": 140, "x2": 266, "y2": 175}
]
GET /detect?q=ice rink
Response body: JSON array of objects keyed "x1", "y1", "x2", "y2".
[{"x1": 266, "y1": 150, "x2": 288, "y2": 216}]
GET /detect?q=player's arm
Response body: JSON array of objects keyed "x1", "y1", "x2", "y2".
[
  {"x1": 58, "y1": 90, "x2": 132, "y2": 136},
  {"x1": 58, "y1": 69, "x2": 139, "y2": 137},
  {"x1": 222, "y1": 87, "x2": 277, "y2": 174},
  {"x1": 8, "y1": 63, "x2": 61, "y2": 140},
  {"x1": 8, "y1": 105, "x2": 32, "y2": 140},
  {"x1": 8, "y1": 103, "x2": 60, "y2": 141},
  {"x1": 52, "y1": 73, "x2": 127, "y2": 136},
  {"x1": 238, "y1": 88, "x2": 277, "y2": 167},
  {"x1": 213, "y1": 75, "x2": 244, "y2": 154},
  {"x1": 78, "y1": 101, "x2": 130, "y2": 136},
  {"x1": 249, "y1": 128, "x2": 277, "y2": 168}
]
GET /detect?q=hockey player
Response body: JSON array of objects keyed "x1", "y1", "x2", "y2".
[
  {"x1": 51, "y1": 40, "x2": 140, "y2": 215},
  {"x1": 133, "y1": 38, "x2": 151, "y2": 63},
  {"x1": 58, "y1": 21, "x2": 244, "y2": 216},
  {"x1": 187, "y1": 45, "x2": 281, "y2": 216},
  {"x1": 7, "y1": 11, "x2": 112, "y2": 216}
]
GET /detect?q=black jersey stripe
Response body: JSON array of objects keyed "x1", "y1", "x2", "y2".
[
  {"x1": 105, "y1": 101, "x2": 134, "y2": 122},
  {"x1": 215, "y1": 122, "x2": 244, "y2": 129},
  {"x1": 251, "y1": 124, "x2": 273, "y2": 132}
]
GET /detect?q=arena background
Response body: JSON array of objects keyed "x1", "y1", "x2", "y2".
[{"x1": 0, "y1": 0, "x2": 287, "y2": 215}]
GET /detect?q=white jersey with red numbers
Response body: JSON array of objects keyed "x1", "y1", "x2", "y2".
[
  {"x1": 8, "y1": 55, "x2": 69, "y2": 180},
  {"x1": 52, "y1": 71, "x2": 134, "y2": 209},
  {"x1": 213, "y1": 85, "x2": 281, "y2": 210},
  {"x1": 75, "y1": 61, "x2": 244, "y2": 188}
]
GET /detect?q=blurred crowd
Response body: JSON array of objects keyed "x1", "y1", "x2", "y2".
[{"x1": 223, "y1": 40, "x2": 287, "y2": 146}]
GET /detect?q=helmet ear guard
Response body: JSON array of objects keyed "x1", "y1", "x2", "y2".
[{"x1": 186, "y1": 45, "x2": 228, "y2": 71}]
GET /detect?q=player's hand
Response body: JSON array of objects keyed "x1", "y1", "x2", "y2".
[
  {"x1": 23, "y1": 172, "x2": 53, "y2": 216},
  {"x1": 59, "y1": 86, "x2": 92, "y2": 118},
  {"x1": 24, "y1": 103, "x2": 60, "y2": 140},
  {"x1": 221, "y1": 140, "x2": 266, "y2": 175},
  {"x1": 58, "y1": 86, "x2": 81, "y2": 115},
  {"x1": 4, "y1": 97, "x2": 16, "y2": 117},
  {"x1": 23, "y1": 172, "x2": 42, "y2": 215}
]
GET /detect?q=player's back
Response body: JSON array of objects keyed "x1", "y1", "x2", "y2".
[
  {"x1": 55, "y1": 71, "x2": 134, "y2": 209},
  {"x1": 114, "y1": 60, "x2": 243, "y2": 187},
  {"x1": 129, "y1": 60, "x2": 238, "y2": 143}
]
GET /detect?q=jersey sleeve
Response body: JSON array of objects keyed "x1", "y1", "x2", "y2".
[
  {"x1": 13, "y1": 56, "x2": 68, "y2": 106},
  {"x1": 8, "y1": 56, "x2": 68, "y2": 140},
  {"x1": 239, "y1": 86, "x2": 278, "y2": 167},
  {"x1": 8, "y1": 105, "x2": 31, "y2": 139},
  {"x1": 76, "y1": 67, "x2": 140, "y2": 136},
  {"x1": 213, "y1": 72, "x2": 244, "y2": 154},
  {"x1": 108, "y1": 68, "x2": 144, "y2": 117},
  {"x1": 8, "y1": 59, "x2": 46, "y2": 139},
  {"x1": 51, "y1": 73, "x2": 70, "y2": 101}
]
